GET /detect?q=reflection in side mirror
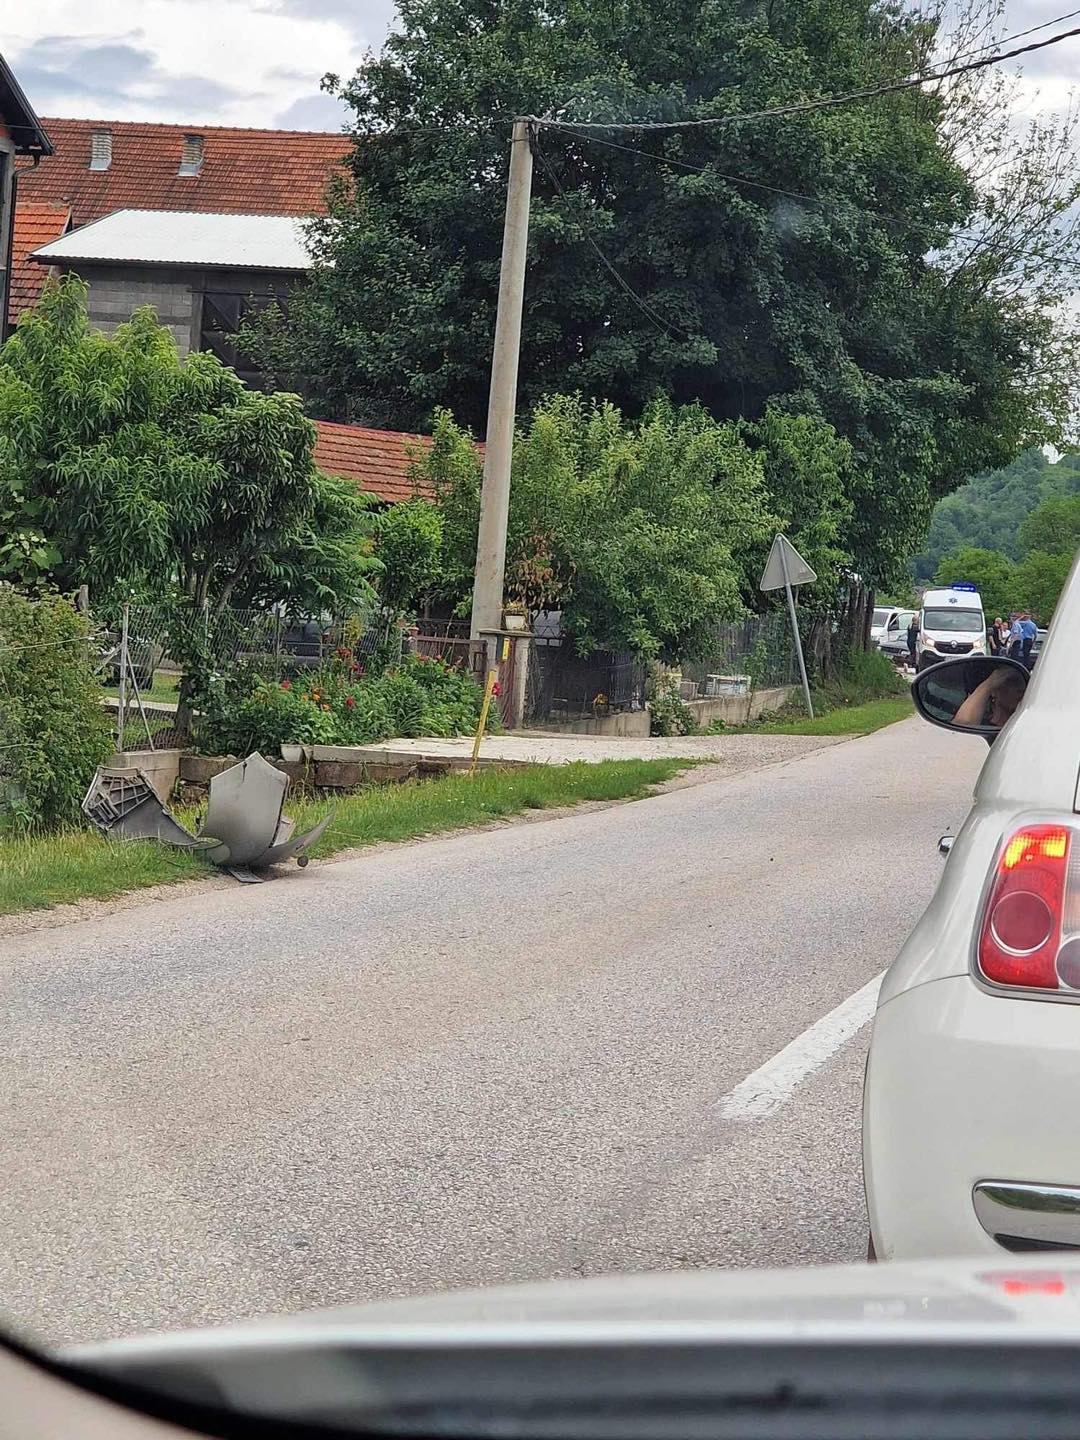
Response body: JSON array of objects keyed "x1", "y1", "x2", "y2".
[{"x1": 911, "y1": 656, "x2": 1030, "y2": 739}]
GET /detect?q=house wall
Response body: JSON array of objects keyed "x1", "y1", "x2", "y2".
[
  {"x1": 62, "y1": 262, "x2": 198, "y2": 353},
  {"x1": 53, "y1": 262, "x2": 294, "y2": 361}
]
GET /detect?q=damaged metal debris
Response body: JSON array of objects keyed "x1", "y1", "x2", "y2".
[{"x1": 82, "y1": 752, "x2": 333, "y2": 883}]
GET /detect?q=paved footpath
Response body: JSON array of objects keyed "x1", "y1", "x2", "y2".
[
  {"x1": 349, "y1": 730, "x2": 848, "y2": 765},
  {"x1": 0, "y1": 717, "x2": 983, "y2": 1347}
]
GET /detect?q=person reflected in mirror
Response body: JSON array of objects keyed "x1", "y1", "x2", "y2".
[
  {"x1": 954, "y1": 667, "x2": 1027, "y2": 729},
  {"x1": 907, "y1": 613, "x2": 919, "y2": 668}
]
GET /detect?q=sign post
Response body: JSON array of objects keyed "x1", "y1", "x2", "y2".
[{"x1": 759, "y1": 534, "x2": 817, "y2": 719}]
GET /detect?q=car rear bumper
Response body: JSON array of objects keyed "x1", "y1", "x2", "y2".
[{"x1": 863, "y1": 974, "x2": 1080, "y2": 1260}]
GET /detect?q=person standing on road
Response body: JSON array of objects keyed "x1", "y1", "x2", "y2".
[
  {"x1": 907, "y1": 613, "x2": 919, "y2": 667},
  {"x1": 1020, "y1": 612, "x2": 1038, "y2": 667},
  {"x1": 1008, "y1": 613, "x2": 1024, "y2": 661}
]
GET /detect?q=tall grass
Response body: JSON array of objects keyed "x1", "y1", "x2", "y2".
[{"x1": 0, "y1": 759, "x2": 687, "y2": 917}]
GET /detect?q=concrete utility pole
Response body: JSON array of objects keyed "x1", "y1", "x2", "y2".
[{"x1": 469, "y1": 118, "x2": 534, "y2": 656}]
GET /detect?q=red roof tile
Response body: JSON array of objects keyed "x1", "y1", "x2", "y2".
[
  {"x1": 8, "y1": 201, "x2": 70, "y2": 323},
  {"x1": 16, "y1": 118, "x2": 350, "y2": 224},
  {"x1": 313, "y1": 420, "x2": 437, "y2": 504}
]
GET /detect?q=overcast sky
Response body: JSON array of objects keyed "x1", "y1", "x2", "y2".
[
  {"x1": 0, "y1": 0, "x2": 1076, "y2": 132},
  {"x1": 0, "y1": 0, "x2": 398, "y2": 131}
]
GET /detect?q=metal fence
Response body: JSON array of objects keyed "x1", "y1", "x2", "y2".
[
  {"x1": 680, "y1": 612, "x2": 796, "y2": 697},
  {"x1": 524, "y1": 639, "x2": 646, "y2": 725},
  {"x1": 103, "y1": 601, "x2": 400, "y2": 752}
]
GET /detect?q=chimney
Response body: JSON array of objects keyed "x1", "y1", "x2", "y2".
[
  {"x1": 178, "y1": 134, "x2": 204, "y2": 176},
  {"x1": 88, "y1": 128, "x2": 112, "y2": 171}
]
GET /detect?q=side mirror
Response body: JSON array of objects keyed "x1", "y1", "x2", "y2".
[{"x1": 911, "y1": 656, "x2": 1029, "y2": 741}]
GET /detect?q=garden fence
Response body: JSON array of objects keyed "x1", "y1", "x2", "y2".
[
  {"x1": 100, "y1": 601, "x2": 400, "y2": 752},
  {"x1": 680, "y1": 612, "x2": 796, "y2": 697},
  {"x1": 524, "y1": 639, "x2": 647, "y2": 725}
]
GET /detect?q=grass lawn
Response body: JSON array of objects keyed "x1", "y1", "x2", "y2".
[
  {"x1": 101, "y1": 669, "x2": 181, "y2": 706},
  {"x1": 746, "y1": 695, "x2": 913, "y2": 736},
  {"x1": 0, "y1": 759, "x2": 688, "y2": 918}
]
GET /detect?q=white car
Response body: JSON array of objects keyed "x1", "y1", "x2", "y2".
[{"x1": 864, "y1": 553, "x2": 1079, "y2": 1260}]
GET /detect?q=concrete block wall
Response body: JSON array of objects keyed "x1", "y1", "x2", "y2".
[{"x1": 72, "y1": 265, "x2": 195, "y2": 355}]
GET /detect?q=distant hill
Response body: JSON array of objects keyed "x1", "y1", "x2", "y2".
[{"x1": 912, "y1": 449, "x2": 1080, "y2": 580}]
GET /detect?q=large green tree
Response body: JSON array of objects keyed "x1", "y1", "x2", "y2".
[
  {"x1": 0, "y1": 278, "x2": 377, "y2": 616},
  {"x1": 244, "y1": 0, "x2": 1078, "y2": 596},
  {"x1": 420, "y1": 395, "x2": 774, "y2": 659}
]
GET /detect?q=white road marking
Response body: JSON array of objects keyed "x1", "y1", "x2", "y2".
[{"x1": 718, "y1": 971, "x2": 884, "y2": 1121}]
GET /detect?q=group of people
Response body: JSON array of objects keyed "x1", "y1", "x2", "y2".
[{"x1": 988, "y1": 612, "x2": 1038, "y2": 667}]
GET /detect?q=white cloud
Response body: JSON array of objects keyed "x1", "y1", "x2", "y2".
[{"x1": 1, "y1": 0, "x2": 396, "y2": 128}]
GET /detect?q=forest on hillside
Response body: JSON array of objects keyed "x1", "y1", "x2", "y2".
[{"x1": 913, "y1": 449, "x2": 1080, "y2": 580}]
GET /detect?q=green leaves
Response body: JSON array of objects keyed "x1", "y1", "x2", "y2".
[
  {"x1": 418, "y1": 393, "x2": 775, "y2": 659},
  {"x1": 0, "y1": 277, "x2": 378, "y2": 624}
]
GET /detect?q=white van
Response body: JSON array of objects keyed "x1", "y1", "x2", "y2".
[{"x1": 916, "y1": 585, "x2": 986, "y2": 671}]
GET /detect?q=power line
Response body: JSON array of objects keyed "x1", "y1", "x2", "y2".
[
  {"x1": 537, "y1": 22, "x2": 1080, "y2": 132},
  {"x1": 948, "y1": 5, "x2": 1080, "y2": 63},
  {"x1": 532, "y1": 136, "x2": 689, "y2": 340},
  {"x1": 550, "y1": 126, "x2": 820, "y2": 201}
]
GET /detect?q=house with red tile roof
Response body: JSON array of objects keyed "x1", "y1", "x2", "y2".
[
  {"x1": 0, "y1": 54, "x2": 52, "y2": 339},
  {"x1": 8, "y1": 201, "x2": 70, "y2": 318},
  {"x1": 312, "y1": 421, "x2": 437, "y2": 505},
  {"x1": 10, "y1": 118, "x2": 351, "y2": 357}
]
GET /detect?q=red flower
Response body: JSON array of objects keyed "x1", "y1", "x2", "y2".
[
  {"x1": 491, "y1": 681, "x2": 502, "y2": 697},
  {"x1": 280, "y1": 679, "x2": 291, "y2": 690},
  {"x1": 335, "y1": 646, "x2": 352, "y2": 660},
  {"x1": 345, "y1": 695, "x2": 356, "y2": 708}
]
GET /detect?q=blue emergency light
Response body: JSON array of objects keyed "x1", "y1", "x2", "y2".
[{"x1": 951, "y1": 582, "x2": 977, "y2": 591}]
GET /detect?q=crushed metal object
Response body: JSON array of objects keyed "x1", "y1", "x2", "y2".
[{"x1": 82, "y1": 752, "x2": 333, "y2": 883}]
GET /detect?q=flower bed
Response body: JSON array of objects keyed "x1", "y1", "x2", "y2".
[{"x1": 193, "y1": 652, "x2": 488, "y2": 757}]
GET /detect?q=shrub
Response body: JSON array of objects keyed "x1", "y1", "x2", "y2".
[
  {"x1": 0, "y1": 586, "x2": 114, "y2": 831},
  {"x1": 192, "y1": 654, "x2": 487, "y2": 754},
  {"x1": 648, "y1": 668, "x2": 697, "y2": 737}
]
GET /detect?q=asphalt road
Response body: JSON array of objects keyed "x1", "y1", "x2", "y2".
[{"x1": 0, "y1": 716, "x2": 984, "y2": 1347}]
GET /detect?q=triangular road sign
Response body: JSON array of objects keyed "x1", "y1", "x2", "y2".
[{"x1": 759, "y1": 533, "x2": 817, "y2": 592}]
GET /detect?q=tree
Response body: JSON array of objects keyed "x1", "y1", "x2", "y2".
[
  {"x1": 934, "y1": 545, "x2": 1015, "y2": 622},
  {"x1": 419, "y1": 395, "x2": 775, "y2": 659},
  {"x1": 243, "y1": 0, "x2": 1078, "y2": 599},
  {"x1": 0, "y1": 279, "x2": 377, "y2": 615},
  {"x1": 374, "y1": 498, "x2": 444, "y2": 613},
  {"x1": 1018, "y1": 494, "x2": 1080, "y2": 562},
  {"x1": 1009, "y1": 550, "x2": 1072, "y2": 626}
]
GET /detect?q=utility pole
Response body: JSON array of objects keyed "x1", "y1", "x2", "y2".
[{"x1": 469, "y1": 118, "x2": 534, "y2": 659}]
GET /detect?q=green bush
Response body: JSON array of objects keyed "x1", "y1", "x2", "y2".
[
  {"x1": 193, "y1": 653, "x2": 487, "y2": 755},
  {"x1": 648, "y1": 669, "x2": 697, "y2": 738},
  {"x1": 0, "y1": 586, "x2": 114, "y2": 831}
]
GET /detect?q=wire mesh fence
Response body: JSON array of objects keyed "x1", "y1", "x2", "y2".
[
  {"x1": 524, "y1": 640, "x2": 646, "y2": 725},
  {"x1": 680, "y1": 612, "x2": 796, "y2": 697},
  {"x1": 101, "y1": 601, "x2": 401, "y2": 751}
]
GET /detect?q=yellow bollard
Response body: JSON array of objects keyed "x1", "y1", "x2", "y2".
[
  {"x1": 469, "y1": 639, "x2": 509, "y2": 776},
  {"x1": 470, "y1": 669, "x2": 497, "y2": 776}
]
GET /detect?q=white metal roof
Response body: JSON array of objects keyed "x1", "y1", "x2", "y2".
[{"x1": 31, "y1": 209, "x2": 315, "y2": 272}]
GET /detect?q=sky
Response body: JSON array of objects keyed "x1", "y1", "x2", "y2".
[
  {"x1": 0, "y1": 0, "x2": 399, "y2": 131},
  {"x1": 0, "y1": 0, "x2": 1077, "y2": 133}
]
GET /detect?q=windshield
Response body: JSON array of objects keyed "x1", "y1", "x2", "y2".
[{"x1": 923, "y1": 607, "x2": 982, "y2": 633}]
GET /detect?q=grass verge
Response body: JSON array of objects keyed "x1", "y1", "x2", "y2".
[
  {"x1": 742, "y1": 695, "x2": 913, "y2": 736},
  {"x1": 708, "y1": 648, "x2": 912, "y2": 737},
  {"x1": 0, "y1": 758, "x2": 688, "y2": 918}
]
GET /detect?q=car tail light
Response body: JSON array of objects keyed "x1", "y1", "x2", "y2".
[{"x1": 977, "y1": 825, "x2": 1080, "y2": 990}]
